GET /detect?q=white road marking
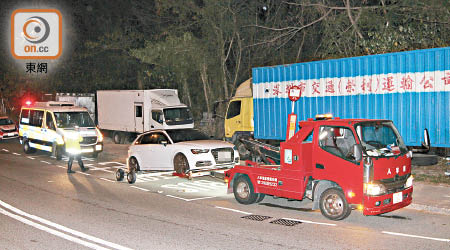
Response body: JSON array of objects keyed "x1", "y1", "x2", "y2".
[
  {"x1": 56, "y1": 165, "x2": 67, "y2": 169},
  {"x1": 444, "y1": 195, "x2": 450, "y2": 198},
  {"x1": 12, "y1": 152, "x2": 21, "y2": 156},
  {"x1": 161, "y1": 180, "x2": 226, "y2": 193},
  {"x1": 40, "y1": 161, "x2": 51, "y2": 165},
  {"x1": 27, "y1": 156, "x2": 35, "y2": 160},
  {"x1": 214, "y1": 206, "x2": 252, "y2": 215},
  {"x1": 99, "y1": 178, "x2": 115, "y2": 183},
  {"x1": 382, "y1": 231, "x2": 450, "y2": 242},
  {"x1": 281, "y1": 217, "x2": 336, "y2": 226},
  {"x1": 165, "y1": 195, "x2": 216, "y2": 202},
  {"x1": 48, "y1": 181, "x2": 54, "y2": 183},
  {"x1": 130, "y1": 186, "x2": 150, "y2": 192},
  {"x1": 79, "y1": 172, "x2": 90, "y2": 176},
  {"x1": 0, "y1": 200, "x2": 132, "y2": 250},
  {"x1": 2, "y1": 149, "x2": 9, "y2": 152}
]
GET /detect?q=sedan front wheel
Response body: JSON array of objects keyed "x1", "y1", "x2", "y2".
[{"x1": 174, "y1": 153, "x2": 189, "y2": 174}]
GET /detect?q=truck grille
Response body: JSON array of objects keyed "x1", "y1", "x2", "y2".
[
  {"x1": 211, "y1": 148, "x2": 234, "y2": 164},
  {"x1": 380, "y1": 174, "x2": 410, "y2": 193},
  {"x1": 81, "y1": 136, "x2": 97, "y2": 145}
]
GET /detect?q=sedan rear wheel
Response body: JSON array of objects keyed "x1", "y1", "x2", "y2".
[{"x1": 174, "y1": 153, "x2": 189, "y2": 174}]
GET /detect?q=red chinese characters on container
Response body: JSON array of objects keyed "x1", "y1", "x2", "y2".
[
  {"x1": 272, "y1": 83, "x2": 281, "y2": 96},
  {"x1": 312, "y1": 81, "x2": 321, "y2": 95},
  {"x1": 419, "y1": 75, "x2": 434, "y2": 90},
  {"x1": 325, "y1": 80, "x2": 335, "y2": 93},
  {"x1": 361, "y1": 77, "x2": 373, "y2": 93},
  {"x1": 382, "y1": 76, "x2": 395, "y2": 92},
  {"x1": 346, "y1": 79, "x2": 356, "y2": 94},
  {"x1": 285, "y1": 83, "x2": 294, "y2": 94},
  {"x1": 441, "y1": 72, "x2": 450, "y2": 85},
  {"x1": 400, "y1": 75, "x2": 414, "y2": 90}
]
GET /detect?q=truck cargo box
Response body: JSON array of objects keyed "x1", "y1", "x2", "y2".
[{"x1": 252, "y1": 47, "x2": 450, "y2": 147}]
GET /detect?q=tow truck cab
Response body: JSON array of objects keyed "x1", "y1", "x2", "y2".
[{"x1": 226, "y1": 116, "x2": 413, "y2": 220}]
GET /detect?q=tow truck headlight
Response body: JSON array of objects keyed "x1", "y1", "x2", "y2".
[
  {"x1": 405, "y1": 175, "x2": 414, "y2": 188},
  {"x1": 364, "y1": 183, "x2": 386, "y2": 196},
  {"x1": 191, "y1": 149, "x2": 209, "y2": 154}
]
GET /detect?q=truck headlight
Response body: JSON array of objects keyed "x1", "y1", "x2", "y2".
[
  {"x1": 364, "y1": 183, "x2": 386, "y2": 196},
  {"x1": 96, "y1": 127, "x2": 103, "y2": 142},
  {"x1": 405, "y1": 175, "x2": 414, "y2": 188},
  {"x1": 191, "y1": 149, "x2": 209, "y2": 154}
]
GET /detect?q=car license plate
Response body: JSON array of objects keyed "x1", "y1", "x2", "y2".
[
  {"x1": 7, "y1": 133, "x2": 14, "y2": 137},
  {"x1": 218, "y1": 151, "x2": 231, "y2": 161},
  {"x1": 81, "y1": 148, "x2": 94, "y2": 153},
  {"x1": 393, "y1": 192, "x2": 403, "y2": 204}
]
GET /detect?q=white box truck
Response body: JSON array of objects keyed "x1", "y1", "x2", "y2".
[{"x1": 97, "y1": 90, "x2": 194, "y2": 144}]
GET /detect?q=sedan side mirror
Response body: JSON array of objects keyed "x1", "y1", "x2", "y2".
[
  {"x1": 161, "y1": 141, "x2": 168, "y2": 147},
  {"x1": 353, "y1": 144, "x2": 363, "y2": 162}
]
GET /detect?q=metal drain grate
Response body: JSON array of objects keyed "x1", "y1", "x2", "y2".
[
  {"x1": 241, "y1": 215, "x2": 272, "y2": 221},
  {"x1": 270, "y1": 218, "x2": 302, "y2": 226}
]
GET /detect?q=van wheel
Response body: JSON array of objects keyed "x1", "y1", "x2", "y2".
[
  {"x1": 233, "y1": 175, "x2": 258, "y2": 205},
  {"x1": 319, "y1": 188, "x2": 351, "y2": 220},
  {"x1": 23, "y1": 139, "x2": 35, "y2": 154},
  {"x1": 113, "y1": 132, "x2": 122, "y2": 144},
  {"x1": 174, "y1": 153, "x2": 189, "y2": 174}
]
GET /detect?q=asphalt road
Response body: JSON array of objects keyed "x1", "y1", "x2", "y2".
[{"x1": 0, "y1": 138, "x2": 449, "y2": 250}]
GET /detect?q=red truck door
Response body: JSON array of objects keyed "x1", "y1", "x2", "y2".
[{"x1": 313, "y1": 125, "x2": 363, "y2": 203}]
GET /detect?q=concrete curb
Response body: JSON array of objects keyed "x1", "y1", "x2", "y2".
[{"x1": 408, "y1": 203, "x2": 450, "y2": 216}]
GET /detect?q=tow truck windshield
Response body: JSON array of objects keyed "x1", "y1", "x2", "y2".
[
  {"x1": 355, "y1": 121, "x2": 407, "y2": 157},
  {"x1": 163, "y1": 108, "x2": 193, "y2": 125},
  {"x1": 54, "y1": 112, "x2": 95, "y2": 128}
]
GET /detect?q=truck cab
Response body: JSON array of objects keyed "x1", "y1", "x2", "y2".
[{"x1": 226, "y1": 116, "x2": 413, "y2": 220}]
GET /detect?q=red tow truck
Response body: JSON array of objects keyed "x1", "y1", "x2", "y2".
[{"x1": 225, "y1": 114, "x2": 414, "y2": 220}]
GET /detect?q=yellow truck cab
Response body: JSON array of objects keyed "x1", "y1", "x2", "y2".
[
  {"x1": 224, "y1": 79, "x2": 254, "y2": 158},
  {"x1": 19, "y1": 101, "x2": 103, "y2": 160}
]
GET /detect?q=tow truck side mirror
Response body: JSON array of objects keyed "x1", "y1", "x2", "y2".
[{"x1": 353, "y1": 144, "x2": 363, "y2": 162}]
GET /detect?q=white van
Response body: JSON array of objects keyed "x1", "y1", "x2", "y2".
[{"x1": 19, "y1": 101, "x2": 103, "y2": 159}]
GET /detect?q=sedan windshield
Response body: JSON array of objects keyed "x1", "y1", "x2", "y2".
[
  {"x1": 54, "y1": 112, "x2": 95, "y2": 128},
  {"x1": 166, "y1": 129, "x2": 209, "y2": 143},
  {"x1": 0, "y1": 119, "x2": 14, "y2": 125},
  {"x1": 355, "y1": 121, "x2": 407, "y2": 157}
]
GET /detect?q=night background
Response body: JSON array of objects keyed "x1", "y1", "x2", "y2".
[{"x1": 1, "y1": 0, "x2": 450, "y2": 126}]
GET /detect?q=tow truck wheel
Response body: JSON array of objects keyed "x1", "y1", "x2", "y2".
[
  {"x1": 127, "y1": 170, "x2": 136, "y2": 184},
  {"x1": 319, "y1": 188, "x2": 351, "y2": 220},
  {"x1": 233, "y1": 176, "x2": 258, "y2": 204},
  {"x1": 116, "y1": 169, "x2": 125, "y2": 181},
  {"x1": 174, "y1": 153, "x2": 189, "y2": 174}
]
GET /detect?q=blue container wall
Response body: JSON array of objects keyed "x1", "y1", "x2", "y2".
[{"x1": 252, "y1": 47, "x2": 450, "y2": 147}]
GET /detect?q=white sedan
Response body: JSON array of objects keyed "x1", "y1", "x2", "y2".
[{"x1": 127, "y1": 129, "x2": 239, "y2": 174}]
